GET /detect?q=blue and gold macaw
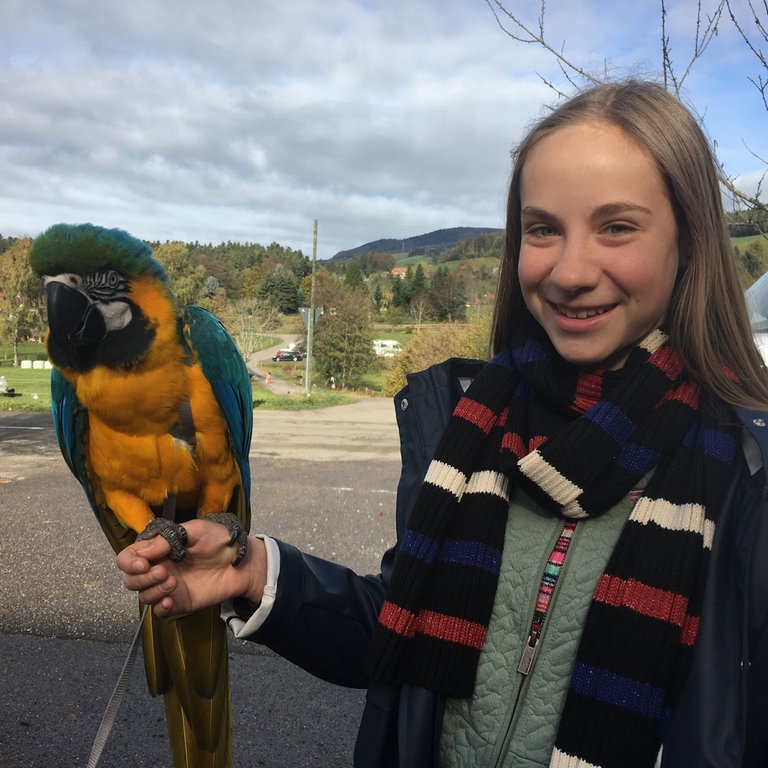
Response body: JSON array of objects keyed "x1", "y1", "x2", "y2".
[{"x1": 29, "y1": 223, "x2": 253, "y2": 768}]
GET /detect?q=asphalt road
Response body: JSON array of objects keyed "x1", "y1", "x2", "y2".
[{"x1": 0, "y1": 397, "x2": 402, "y2": 767}]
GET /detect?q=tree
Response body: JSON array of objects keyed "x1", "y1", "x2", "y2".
[
  {"x1": 312, "y1": 289, "x2": 375, "y2": 390},
  {"x1": 390, "y1": 275, "x2": 408, "y2": 308},
  {"x1": 372, "y1": 282, "x2": 384, "y2": 313},
  {"x1": 344, "y1": 259, "x2": 366, "y2": 291},
  {"x1": 359, "y1": 251, "x2": 397, "y2": 276},
  {"x1": 408, "y1": 263, "x2": 429, "y2": 299},
  {"x1": 740, "y1": 239, "x2": 768, "y2": 283},
  {"x1": 219, "y1": 296, "x2": 280, "y2": 361},
  {"x1": 483, "y1": 0, "x2": 767, "y2": 218},
  {"x1": 0, "y1": 237, "x2": 45, "y2": 363},
  {"x1": 153, "y1": 242, "x2": 207, "y2": 307},
  {"x1": 258, "y1": 271, "x2": 304, "y2": 314},
  {"x1": 204, "y1": 276, "x2": 220, "y2": 298},
  {"x1": 409, "y1": 293, "x2": 428, "y2": 328},
  {"x1": 390, "y1": 263, "x2": 431, "y2": 319},
  {"x1": 484, "y1": 0, "x2": 722, "y2": 94},
  {"x1": 428, "y1": 266, "x2": 468, "y2": 322},
  {"x1": 726, "y1": 0, "x2": 768, "y2": 207},
  {"x1": 263, "y1": 242, "x2": 311, "y2": 279}
]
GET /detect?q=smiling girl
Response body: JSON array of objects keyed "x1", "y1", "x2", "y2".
[{"x1": 118, "y1": 81, "x2": 768, "y2": 767}]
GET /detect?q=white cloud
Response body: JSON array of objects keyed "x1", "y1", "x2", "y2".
[{"x1": 0, "y1": 0, "x2": 765, "y2": 258}]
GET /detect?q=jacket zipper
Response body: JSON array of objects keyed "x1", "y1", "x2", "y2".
[
  {"x1": 490, "y1": 519, "x2": 579, "y2": 768},
  {"x1": 518, "y1": 519, "x2": 577, "y2": 676}
]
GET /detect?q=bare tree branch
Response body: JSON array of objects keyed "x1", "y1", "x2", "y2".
[
  {"x1": 661, "y1": 0, "x2": 725, "y2": 93},
  {"x1": 726, "y1": 0, "x2": 768, "y2": 112},
  {"x1": 485, "y1": 0, "x2": 724, "y2": 95},
  {"x1": 726, "y1": 0, "x2": 768, "y2": 67},
  {"x1": 484, "y1": 0, "x2": 765, "y2": 213},
  {"x1": 483, "y1": 0, "x2": 600, "y2": 85},
  {"x1": 674, "y1": 1, "x2": 726, "y2": 91}
]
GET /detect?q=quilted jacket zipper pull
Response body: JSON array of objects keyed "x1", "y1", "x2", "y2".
[{"x1": 517, "y1": 629, "x2": 540, "y2": 676}]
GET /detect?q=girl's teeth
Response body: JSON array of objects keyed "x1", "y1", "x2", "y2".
[{"x1": 559, "y1": 306, "x2": 608, "y2": 319}]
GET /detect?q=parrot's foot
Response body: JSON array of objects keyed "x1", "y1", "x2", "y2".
[
  {"x1": 204, "y1": 512, "x2": 249, "y2": 566},
  {"x1": 136, "y1": 518, "x2": 189, "y2": 562}
]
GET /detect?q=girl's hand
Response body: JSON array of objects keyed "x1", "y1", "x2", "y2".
[{"x1": 116, "y1": 518, "x2": 267, "y2": 618}]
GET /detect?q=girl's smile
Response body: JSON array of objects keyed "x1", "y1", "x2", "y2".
[{"x1": 553, "y1": 304, "x2": 614, "y2": 320}]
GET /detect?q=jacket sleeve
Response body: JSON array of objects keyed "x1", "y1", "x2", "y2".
[
  {"x1": 230, "y1": 357, "x2": 486, "y2": 689},
  {"x1": 237, "y1": 540, "x2": 391, "y2": 687}
]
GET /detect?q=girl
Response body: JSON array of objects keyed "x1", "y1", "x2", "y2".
[{"x1": 119, "y1": 81, "x2": 768, "y2": 767}]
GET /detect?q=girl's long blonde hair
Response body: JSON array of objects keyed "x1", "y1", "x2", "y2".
[{"x1": 492, "y1": 80, "x2": 768, "y2": 409}]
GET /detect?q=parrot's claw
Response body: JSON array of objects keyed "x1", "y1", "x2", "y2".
[
  {"x1": 137, "y1": 518, "x2": 189, "y2": 562},
  {"x1": 205, "y1": 512, "x2": 249, "y2": 566}
]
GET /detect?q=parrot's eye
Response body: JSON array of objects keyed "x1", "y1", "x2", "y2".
[{"x1": 87, "y1": 269, "x2": 129, "y2": 301}]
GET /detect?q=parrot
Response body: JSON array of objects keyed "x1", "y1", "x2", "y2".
[{"x1": 29, "y1": 223, "x2": 253, "y2": 768}]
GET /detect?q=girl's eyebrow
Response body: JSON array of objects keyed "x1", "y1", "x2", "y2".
[
  {"x1": 520, "y1": 206, "x2": 554, "y2": 220},
  {"x1": 591, "y1": 202, "x2": 652, "y2": 219},
  {"x1": 520, "y1": 202, "x2": 652, "y2": 220}
]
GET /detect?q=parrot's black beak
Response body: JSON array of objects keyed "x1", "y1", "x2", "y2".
[{"x1": 46, "y1": 280, "x2": 106, "y2": 347}]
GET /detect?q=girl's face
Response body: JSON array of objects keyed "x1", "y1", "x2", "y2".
[{"x1": 518, "y1": 121, "x2": 681, "y2": 370}]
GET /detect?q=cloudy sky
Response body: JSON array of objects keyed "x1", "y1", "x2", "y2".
[{"x1": 1, "y1": 0, "x2": 765, "y2": 259}]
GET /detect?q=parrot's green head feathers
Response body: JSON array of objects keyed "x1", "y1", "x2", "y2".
[
  {"x1": 29, "y1": 223, "x2": 167, "y2": 283},
  {"x1": 30, "y1": 223, "x2": 173, "y2": 372}
]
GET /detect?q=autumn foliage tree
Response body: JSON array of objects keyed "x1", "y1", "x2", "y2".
[
  {"x1": 0, "y1": 237, "x2": 46, "y2": 363},
  {"x1": 312, "y1": 285, "x2": 376, "y2": 390}
]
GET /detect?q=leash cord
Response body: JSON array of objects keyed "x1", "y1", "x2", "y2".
[{"x1": 86, "y1": 604, "x2": 148, "y2": 768}]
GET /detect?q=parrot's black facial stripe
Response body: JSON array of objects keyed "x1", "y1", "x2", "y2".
[{"x1": 85, "y1": 269, "x2": 129, "y2": 302}]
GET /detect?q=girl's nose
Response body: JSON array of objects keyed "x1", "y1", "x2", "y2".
[{"x1": 548, "y1": 236, "x2": 599, "y2": 293}]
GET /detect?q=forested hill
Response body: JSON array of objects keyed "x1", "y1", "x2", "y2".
[{"x1": 331, "y1": 226, "x2": 503, "y2": 261}]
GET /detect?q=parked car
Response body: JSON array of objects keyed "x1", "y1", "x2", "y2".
[
  {"x1": 746, "y1": 269, "x2": 768, "y2": 364},
  {"x1": 272, "y1": 350, "x2": 305, "y2": 362}
]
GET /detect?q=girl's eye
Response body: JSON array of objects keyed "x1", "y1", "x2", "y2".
[
  {"x1": 527, "y1": 224, "x2": 558, "y2": 237},
  {"x1": 603, "y1": 222, "x2": 635, "y2": 235}
]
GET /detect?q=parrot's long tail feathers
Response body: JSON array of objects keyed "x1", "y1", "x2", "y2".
[
  {"x1": 141, "y1": 606, "x2": 171, "y2": 696},
  {"x1": 163, "y1": 680, "x2": 232, "y2": 768},
  {"x1": 142, "y1": 606, "x2": 232, "y2": 767}
]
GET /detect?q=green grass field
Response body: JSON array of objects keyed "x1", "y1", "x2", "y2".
[
  {"x1": 0, "y1": 341, "x2": 358, "y2": 413},
  {"x1": 0, "y1": 341, "x2": 52, "y2": 412},
  {"x1": 732, "y1": 235, "x2": 767, "y2": 249},
  {"x1": 0, "y1": 365, "x2": 52, "y2": 412}
]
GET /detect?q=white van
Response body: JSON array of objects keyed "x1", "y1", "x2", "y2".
[{"x1": 373, "y1": 339, "x2": 403, "y2": 357}]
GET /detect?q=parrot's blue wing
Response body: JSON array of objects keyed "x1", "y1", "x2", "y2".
[
  {"x1": 51, "y1": 368, "x2": 90, "y2": 494},
  {"x1": 182, "y1": 306, "x2": 253, "y2": 514}
]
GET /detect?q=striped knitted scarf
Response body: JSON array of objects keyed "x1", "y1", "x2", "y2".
[{"x1": 369, "y1": 328, "x2": 739, "y2": 768}]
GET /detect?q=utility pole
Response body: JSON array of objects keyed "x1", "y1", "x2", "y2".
[{"x1": 304, "y1": 219, "x2": 318, "y2": 396}]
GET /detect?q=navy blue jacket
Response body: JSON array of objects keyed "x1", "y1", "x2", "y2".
[{"x1": 242, "y1": 358, "x2": 768, "y2": 767}]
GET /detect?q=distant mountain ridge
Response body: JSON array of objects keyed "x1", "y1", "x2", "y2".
[{"x1": 331, "y1": 226, "x2": 503, "y2": 261}]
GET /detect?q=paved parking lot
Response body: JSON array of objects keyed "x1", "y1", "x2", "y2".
[{"x1": 0, "y1": 397, "x2": 401, "y2": 767}]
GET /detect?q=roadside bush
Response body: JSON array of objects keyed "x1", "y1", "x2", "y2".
[{"x1": 382, "y1": 314, "x2": 491, "y2": 396}]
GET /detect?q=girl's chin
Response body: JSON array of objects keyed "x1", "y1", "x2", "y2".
[{"x1": 550, "y1": 341, "x2": 630, "y2": 371}]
